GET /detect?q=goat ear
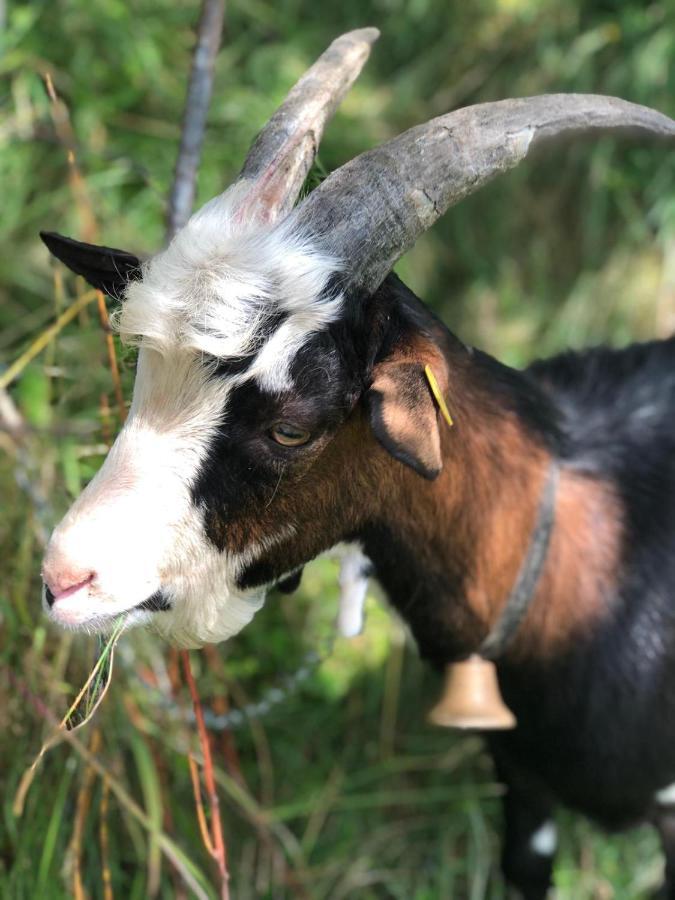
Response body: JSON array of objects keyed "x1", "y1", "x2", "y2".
[
  {"x1": 367, "y1": 354, "x2": 449, "y2": 480},
  {"x1": 40, "y1": 231, "x2": 142, "y2": 299}
]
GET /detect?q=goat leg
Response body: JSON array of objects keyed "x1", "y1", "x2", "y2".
[
  {"x1": 493, "y1": 755, "x2": 556, "y2": 900},
  {"x1": 654, "y1": 804, "x2": 675, "y2": 899}
]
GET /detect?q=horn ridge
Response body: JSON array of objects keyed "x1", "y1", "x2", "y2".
[
  {"x1": 292, "y1": 93, "x2": 675, "y2": 295},
  {"x1": 230, "y1": 27, "x2": 379, "y2": 225}
]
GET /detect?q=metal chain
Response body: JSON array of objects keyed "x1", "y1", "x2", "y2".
[{"x1": 131, "y1": 635, "x2": 337, "y2": 732}]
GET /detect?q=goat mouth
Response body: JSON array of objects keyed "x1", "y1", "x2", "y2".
[{"x1": 45, "y1": 586, "x2": 172, "y2": 630}]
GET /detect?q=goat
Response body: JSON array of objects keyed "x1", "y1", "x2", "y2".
[{"x1": 38, "y1": 28, "x2": 675, "y2": 899}]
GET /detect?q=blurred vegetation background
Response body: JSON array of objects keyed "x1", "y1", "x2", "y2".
[{"x1": 1, "y1": 0, "x2": 674, "y2": 897}]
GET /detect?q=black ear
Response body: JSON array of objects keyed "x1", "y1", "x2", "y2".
[{"x1": 40, "y1": 231, "x2": 142, "y2": 299}]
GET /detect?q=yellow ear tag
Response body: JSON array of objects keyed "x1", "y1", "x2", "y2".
[{"x1": 424, "y1": 364, "x2": 454, "y2": 428}]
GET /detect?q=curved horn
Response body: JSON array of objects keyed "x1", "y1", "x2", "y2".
[
  {"x1": 291, "y1": 94, "x2": 675, "y2": 295},
  {"x1": 230, "y1": 27, "x2": 379, "y2": 225}
]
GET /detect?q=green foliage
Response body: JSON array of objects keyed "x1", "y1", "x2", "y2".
[{"x1": 1, "y1": 0, "x2": 674, "y2": 896}]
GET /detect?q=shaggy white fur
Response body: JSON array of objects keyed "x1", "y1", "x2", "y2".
[{"x1": 117, "y1": 183, "x2": 343, "y2": 389}]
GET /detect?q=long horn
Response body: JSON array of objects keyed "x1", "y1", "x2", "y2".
[
  {"x1": 229, "y1": 27, "x2": 379, "y2": 225},
  {"x1": 291, "y1": 94, "x2": 675, "y2": 295}
]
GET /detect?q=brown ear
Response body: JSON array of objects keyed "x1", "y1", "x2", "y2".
[{"x1": 366, "y1": 353, "x2": 450, "y2": 480}]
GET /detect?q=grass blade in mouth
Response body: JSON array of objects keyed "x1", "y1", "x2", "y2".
[
  {"x1": 63, "y1": 615, "x2": 126, "y2": 731},
  {"x1": 13, "y1": 616, "x2": 126, "y2": 816}
]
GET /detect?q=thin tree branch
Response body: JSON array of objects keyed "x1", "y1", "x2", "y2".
[{"x1": 166, "y1": 0, "x2": 226, "y2": 240}]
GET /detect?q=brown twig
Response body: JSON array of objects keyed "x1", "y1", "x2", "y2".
[
  {"x1": 99, "y1": 393, "x2": 113, "y2": 448},
  {"x1": 203, "y1": 644, "x2": 247, "y2": 789},
  {"x1": 188, "y1": 754, "x2": 216, "y2": 855},
  {"x1": 181, "y1": 650, "x2": 230, "y2": 899},
  {"x1": 166, "y1": 0, "x2": 226, "y2": 240}
]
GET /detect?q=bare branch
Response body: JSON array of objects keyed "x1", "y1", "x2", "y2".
[{"x1": 166, "y1": 0, "x2": 226, "y2": 241}]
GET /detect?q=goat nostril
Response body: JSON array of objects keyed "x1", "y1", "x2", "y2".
[{"x1": 43, "y1": 573, "x2": 95, "y2": 605}]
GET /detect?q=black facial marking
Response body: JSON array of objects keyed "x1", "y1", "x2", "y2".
[
  {"x1": 202, "y1": 307, "x2": 291, "y2": 381},
  {"x1": 136, "y1": 590, "x2": 172, "y2": 613},
  {"x1": 191, "y1": 330, "x2": 364, "y2": 554},
  {"x1": 239, "y1": 557, "x2": 281, "y2": 589},
  {"x1": 289, "y1": 332, "x2": 362, "y2": 419},
  {"x1": 188, "y1": 275, "x2": 424, "y2": 568},
  {"x1": 276, "y1": 568, "x2": 303, "y2": 593},
  {"x1": 208, "y1": 354, "x2": 257, "y2": 379},
  {"x1": 190, "y1": 378, "x2": 296, "y2": 550}
]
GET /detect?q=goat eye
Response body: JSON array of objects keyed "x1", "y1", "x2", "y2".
[{"x1": 270, "y1": 423, "x2": 311, "y2": 447}]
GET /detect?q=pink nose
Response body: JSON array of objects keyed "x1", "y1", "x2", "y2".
[{"x1": 43, "y1": 568, "x2": 95, "y2": 607}]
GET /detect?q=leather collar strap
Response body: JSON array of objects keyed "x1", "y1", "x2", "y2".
[{"x1": 478, "y1": 462, "x2": 560, "y2": 661}]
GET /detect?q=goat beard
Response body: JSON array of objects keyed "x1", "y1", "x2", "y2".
[{"x1": 148, "y1": 586, "x2": 267, "y2": 649}]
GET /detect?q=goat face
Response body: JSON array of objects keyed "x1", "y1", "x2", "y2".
[{"x1": 41, "y1": 198, "x2": 380, "y2": 647}]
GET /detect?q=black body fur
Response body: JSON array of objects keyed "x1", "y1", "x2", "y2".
[
  {"x1": 355, "y1": 278, "x2": 675, "y2": 897},
  {"x1": 195, "y1": 272, "x2": 675, "y2": 895}
]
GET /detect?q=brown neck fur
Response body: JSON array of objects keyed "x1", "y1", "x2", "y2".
[
  {"x1": 355, "y1": 356, "x2": 622, "y2": 665},
  {"x1": 237, "y1": 345, "x2": 621, "y2": 666}
]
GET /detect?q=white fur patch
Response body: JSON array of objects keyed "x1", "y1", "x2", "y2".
[
  {"x1": 655, "y1": 782, "x2": 675, "y2": 806},
  {"x1": 43, "y1": 186, "x2": 345, "y2": 647},
  {"x1": 323, "y1": 543, "x2": 372, "y2": 638},
  {"x1": 529, "y1": 821, "x2": 557, "y2": 857},
  {"x1": 337, "y1": 545, "x2": 371, "y2": 637},
  {"x1": 117, "y1": 183, "x2": 342, "y2": 391}
]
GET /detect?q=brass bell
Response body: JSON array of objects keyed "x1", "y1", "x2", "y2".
[{"x1": 428, "y1": 655, "x2": 516, "y2": 730}]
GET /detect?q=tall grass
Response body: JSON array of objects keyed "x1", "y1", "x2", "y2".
[{"x1": 1, "y1": 0, "x2": 674, "y2": 896}]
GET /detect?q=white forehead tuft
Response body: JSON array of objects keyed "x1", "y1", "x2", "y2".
[{"x1": 116, "y1": 182, "x2": 343, "y2": 388}]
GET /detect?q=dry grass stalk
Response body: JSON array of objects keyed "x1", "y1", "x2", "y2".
[
  {"x1": 0, "y1": 289, "x2": 98, "y2": 390},
  {"x1": 94, "y1": 290, "x2": 127, "y2": 423},
  {"x1": 10, "y1": 670, "x2": 211, "y2": 900},
  {"x1": 188, "y1": 754, "x2": 216, "y2": 854},
  {"x1": 99, "y1": 779, "x2": 114, "y2": 900},
  {"x1": 42, "y1": 71, "x2": 126, "y2": 423},
  {"x1": 67, "y1": 727, "x2": 103, "y2": 899},
  {"x1": 13, "y1": 620, "x2": 123, "y2": 817},
  {"x1": 43, "y1": 72, "x2": 97, "y2": 241}
]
